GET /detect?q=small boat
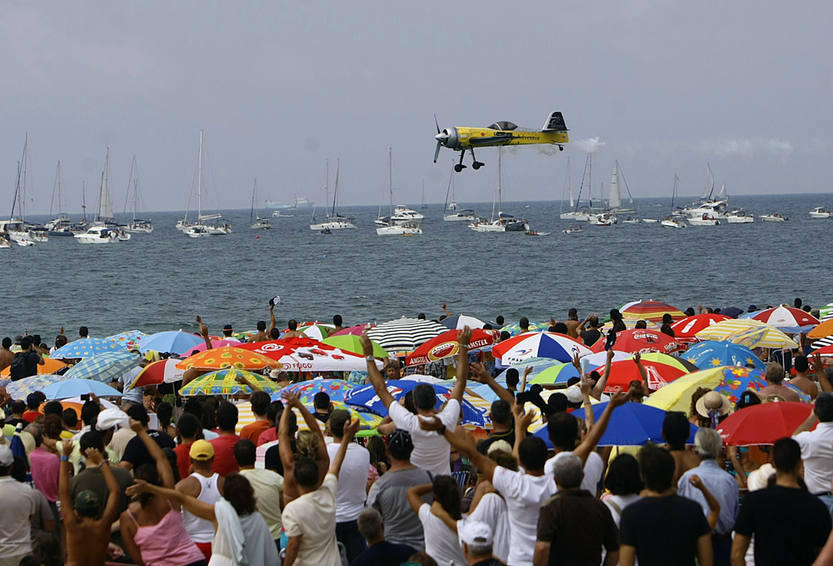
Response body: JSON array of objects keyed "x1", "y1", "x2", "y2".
[
  {"x1": 641, "y1": 218, "x2": 658, "y2": 223},
  {"x1": 622, "y1": 216, "x2": 640, "y2": 224},
  {"x1": 249, "y1": 179, "x2": 272, "y2": 230},
  {"x1": 182, "y1": 130, "x2": 231, "y2": 236},
  {"x1": 28, "y1": 229, "x2": 49, "y2": 243},
  {"x1": 309, "y1": 160, "x2": 357, "y2": 231},
  {"x1": 809, "y1": 207, "x2": 832, "y2": 219},
  {"x1": 760, "y1": 213, "x2": 788, "y2": 222},
  {"x1": 271, "y1": 210, "x2": 294, "y2": 218},
  {"x1": 562, "y1": 225, "x2": 583, "y2": 234},
  {"x1": 124, "y1": 157, "x2": 154, "y2": 234},
  {"x1": 376, "y1": 223, "x2": 423, "y2": 236},
  {"x1": 687, "y1": 213, "x2": 720, "y2": 226},
  {"x1": 469, "y1": 148, "x2": 528, "y2": 233},
  {"x1": 661, "y1": 216, "x2": 686, "y2": 228},
  {"x1": 725, "y1": 209, "x2": 754, "y2": 224},
  {"x1": 524, "y1": 230, "x2": 550, "y2": 236},
  {"x1": 320, "y1": 228, "x2": 332, "y2": 235},
  {"x1": 0, "y1": 235, "x2": 11, "y2": 249},
  {"x1": 266, "y1": 196, "x2": 313, "y2": 210},
  {"x1": 74, "y1": 224, "x2": 118, "y2": 244},
  {"x1": 376, "y1": 148, "x2": 423, "y2": 236},
  {"x1": 588, "y1": 213, "x2": 616, "y2": 226}
]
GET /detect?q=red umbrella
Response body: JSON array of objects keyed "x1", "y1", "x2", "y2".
[
  {"x1": 620, "y1": 300, "x2": 686, "y2": 324},
  {"x1": 670, "y1": 314, "x2": 731, "y2": 343},
  {"x1": 590, "y1": 328, "x2": 685, "y2": 355},
  {"x1": 751, "y1": 306, "x2": 820, "y2": 332},
  {"x1": 810, "y1": 344, "x2": 833, "y2": 358},
  {"x1": 127, "y1": 359, "x2": 185, "y2": 389},
  {"x1": 591, "y1": 358, "x2": 691, "y2": 393},
  {"x1": 716, "y1": 402, "x2": 813, "y2": 446},
  {"x1": 406, "y1": 329, "x2": 498, "y2": 366}
]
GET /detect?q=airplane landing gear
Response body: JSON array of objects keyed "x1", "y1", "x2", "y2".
[
  {"x1": 470, "y1": 148, "x2": 485, "y2": 170},
  {"x1": 558, "y1": 145, "x2": 564, "y2": 151},
  {"x1": 454, "y1": 163, "x2": 465, "y2": 172}
]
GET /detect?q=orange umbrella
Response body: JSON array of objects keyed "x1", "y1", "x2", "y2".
[
  {"x1": 176, "y1": 346, "x2": 281, "y2": 371},
  {"x1": 1, "y1": 357, "x2": 67, "y2": 377},
  {"x1": 808, "y1": 318, "x2": 833, "y2": 339}
]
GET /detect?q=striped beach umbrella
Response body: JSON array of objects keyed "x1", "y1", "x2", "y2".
[
  {"x1": 127, "y1": 359, "x2": 185, "y2": 390},
  {"x1": 441, "y1": 314, "x2": 487, "y2": 330},
  {"x1": 65, "y1": 351, "x2": 142, "y2": 382},
  {"x1": 6, "y1": 374, "x2": 69, "y2": 400},
  {"x1": 493, "y1": 332, "x2": 591, "y2": 365},
  {"x1": 52, "y1": 338, "x2": 126, "y2": 359},
  {"x1": 179, "y1": 368, "x2": 279, "y2": 397},
  {"x1": 750, "y1": 306, "x2": 819, "y2": 334},
  {"x1": 694, "y1": 318, "x2": 796, "y2": 348},
  {"x1": 366, "y1": 317, "x2": 447, "y2": 354},
  {"x1": 529, "y1": 362, "x2": 580, "y2": 385},
  {"x1": 619, "y1": 300, "x2": 686, "y2": 324}
]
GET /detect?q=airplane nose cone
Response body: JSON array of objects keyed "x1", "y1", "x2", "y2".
[{"x1": 435, "y1": 130, "x2": 449, "y2": 144}]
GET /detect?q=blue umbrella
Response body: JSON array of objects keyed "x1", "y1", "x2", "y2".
[
  {"x1": 344, "y1": 380, "x2": 488, "y2": 426},
  {"x1": 682, "y1": 341, "x2": 766, "y2": 371},
  {"x1": 40, "y1": 378, "x2": 122, "y2": 400},
  {"x1": 137, "y1": 331, "x2": 204, "y2": 355},
  {"x1": 533, "y1": 402, "x2": 698, "y2": 447},
  {"x1": 65, "y1": 351, "x2": 142, "y2": 382},
  {"x1": 52, "y1": 338, "x2": 126, "y2": 359}
]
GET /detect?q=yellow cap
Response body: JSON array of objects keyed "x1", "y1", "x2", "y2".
[{"x1": 189, "y1": 439, "x2": 214, "y2": 461}]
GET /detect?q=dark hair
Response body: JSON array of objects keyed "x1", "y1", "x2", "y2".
[
  {"x1": 403, "y1": 391, "x2": 417, "y2": 414},
  {"x1": 387, "y1": 430, "x2": 414, "y2": 461},
  {"x1": 413, "y1": 384, "x2": 436, "y2": 411},
  {"x1": 329, "y1": 409, "x2": 350, "y2": 438},
  {"x1": 177, "y1": 413, "x2": 201, "y2": 440},
  {"x1": 490, "y1": 400, "x2": 512, "y2": 426},
  {"x1": 250, "y1": 391, "x2": 271, "y2": 417},
  {"x1": 661, "y1": 313, "x2": 673, "y2": 324},
  {"x1": 127, "y1": 404, "x2": 149, "y2": 426},
  {"x1": 662, "y1": 412, "x2": 690, "y2": 450},
  {"x1": 217, "y1": 401, "x2": 238, "y2": 432},
  {"x1": 552, "y1": 322, "x2": 568, "y2": 334},
  {"x1": 432, "y1": 475, "x2": 462, "y2": 520},
  {"x1": 79, "y1": 400, "x2": 100, "y2": 427},
  {"x1": 234, "y1": 439, "x2": 257, "y2": 468},
  {"x1": 519, "y1": 317, "x2": 529, "y2": 329},
  {"x1": 134, "y1": 462, "x2": 161, "y2": 506},
  {"x1": 55, "y1": 335, "x2": 68, "y2": 349},
  {"x1": 294, "y1": 456, "x2": 319, "y2": 488},
  {"x1": 773, "y1": 437, "x2": 802, "y2": 474},
  {"x1": 269, "y1": 328, "x2": 280, "y2": 339},
  {"x1": 201, "y1": 398, "x2": 218, "y2": 430},
  {"x1": 634, "y1": 320, "x2": 648, "y2": 329},
  {"x1": 684, "y1": 307, "x2": 696, "y2": 317},
  {"x1": 566, "y1": 377, "x2": 580, "y2": 387},
  {"x1": 62, "y1": 408, "x2": 78, "y2": 429},
  {"x1": 10, "y1": 400, "x2": 25, "y2": 415},
  {"x1": 79, "y1": 326, "x2": 89, "y2": 337},
  {"x1": 288, "y1": 319, "x2": 298, "y2": 331},
  {"x1": 183, "y1": 397, "x2": 204, "y2": 420},
  {"x1": 43, "y1": 401, "x2": 63, "y2": 417},
  {"x1": 794, "y1": 356, "x2": 809, "y2": 373},
  {"x1": 495, "y1": 315, "x2": 504, "y2": 326},
  {"x1": 517, "y1": 436, "x2": 548, "y2": 471},
  {"x1": 2, "y1": 337, "x2": 11, "y2": 349},
  {"x1": 505, "y1": 368, "x2": 520, "y2": 389},
  {"x1": 407, "y1": 551, "x2": 439, "y2": 566},
  {"x1": 80, "y1": 430, "x2": 105, "y2": 452},
  {"x1": 366, "y1": 435, "x2": 388, "y2": 468},
  {"x1": 638, "y1": 442, "x2": 675, "y2": 492},
  {"x1": 268, "y1": 400, "x2": 283, "y2": 425},
  {"x1": 736, "y1": 390, "x2": 761, "y2": 410},
  {"x1": 605, "y1": 454, "x2": 643, "y2": 495},
  {"x1": 256, "y1": 320, "x2": 267, "y2": 331},
  {"x1": 500, "y1": 331, "x2": 511, "y2": 341},
  {"x1": 20, "y1": 336, "x2": 33, "y2": 350},
  {"x1": 547, "y1": 412, "x2": 578, "y2": 450},
  {"x1": 42, "y1": 415, "x2": 63, "y2": 439},
  {"x1": 313, "y1": 392, "x2": 331, "y2": 410},
  {"x1": 547, "y1": 393, "x2": 568, "y2": 415},
  {"x1": 815, "y1": 393, "x2": 833, "y2": 423},
  {"x1": 224, "y1": 473, "x2": 256, "y2": 516},
  {"x1": 568, "y1": 308, "x2": 578, "y2": 319},
  {"x1": 333, "y1": 314, "x2": 343, "y2": 327},
  {"x1": 156, "y1": 401, "x2": 173, "y2": 428}
]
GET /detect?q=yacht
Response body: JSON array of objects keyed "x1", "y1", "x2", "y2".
[
  {"x1": 45, "y1": 161, "x2": 75, "y2": 236},
  {"x1": 182, "y1": 131, "x2": 231, "y2": 237},
  {"x1": 308, "y1": 160, "x2": 356, "y2": 231},
  {"x1": 588, "y1": 212, "x2": 617, "y2": 226},
  {"x1": 561, "y1": 152, "x2": 603, "y2": 221},
  {"x1": 375, "y1": 148, "x2": 423, "y2": 236},
  {"x1": 390, "y1": 205, "x2": 424, "y2": 223},
  {"x1": 661, "y1": 215, "x2": 687, "y2": 228},
  {"x1": 760, "y1": 212, "x2": 788, "y2": 222},
  {"x1": 74, "y1": 224, "x2": 119, "y2": 244},
  {"x1": 5, "y1": 135, "x2": 41, "y2": 246},
  {"x1": 249, "y1": 179, "x2": 272, "y2": 230},
  {"x1": 687, "y1": 213, "x2": 720, "y2": 226},
  {"x1": 809, "y1": 207, "x2": 832, "y2": 219},
  {"x1": 469, "y1": 148, "x2": 528, "y2": 233},
  {"x1": 726, "y1": 209, "x2": 754, "y2": 224},
  {"x1": 441, "y1": 171, "x2": 476, "y2": 221}
]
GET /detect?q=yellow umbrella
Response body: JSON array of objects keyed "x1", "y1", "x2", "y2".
[
  {"x1": 176, "y1": 346, "x2": 281, "y2": 371},
  {"x1": 645, "y1": 366, "x2": 770, "y2": 413},
  {"x1": 695, "y1": 319, "x2": 797, "y2": 349}
]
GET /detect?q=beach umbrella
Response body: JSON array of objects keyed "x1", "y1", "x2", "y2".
[
  {"x1": 344, "y1": 380, "x2": 488, "y2": 426},
  {"x1": 137, "y1": 331, "x2": 204, "y2": 355},
  {"x1": 493, "y1": 332, "x2": 591, "y2": 365},
  {"x1": 529, "y1": 362, "x2": 580, "y2": 385},
  {"x1": 645, "y1": 366, "x2": 771, "y2": 413},
  {"x1": 176, "y1": 346, "x2": 281, "y2": 371},
  {"x1": 105, "y1": 330, "x2": 146, "y2": 351},
  {"x1": 298, "y1": 323, "x2": 336, "y2": 341},
  {"x1": 730, "y1": 326, "x2": 798, "y2": 350},
  {"x1": 322, "y1": 335, "x2": 389, "y2": 358},
  {"x1": 441, "y1": 314, "x2": 487, "y2": 330},
  {"x1": 720, "y1": 307, "x2": 744, "y2": 319},
  {"x1": 821, "y1": 303, "x2": 833, "y2": 321},
  {"x1": 6, "y1": 374, "x2": 69, "y2": 400},
  {"x1": 126, "y1": 359, "x2": 185, "y2": 390},
  {"x1": 366, "y1": 317, "x2": 447, "y2": 353},
  {"x1": 406, "y1": 329, "x2": 498, "y2": 366},
  {"x1": 716, "y1": 402, "x2": 813, "y2": 446},
  {"x1": 808, "y1": 319, "x2": 833, "y2": 340},
  {"x1": 811, "y1": 336, "x2": 833, "y2": 350},
  {"x1": 670, "y1": 314, "x2": 731, "y2": 343},
  {"x1": 682, "y1": 341, "x2": 766, "y2": 371},
  {"x1": 750, "y1": 306, "x2": 820, "y2": 334},
  {"x1": 590, "y1": 328, "x2": 685, "y2": 355},
  {"x1": 619, "y1": 300, "x2": 686, "y2": 324},
  {"x1": 1, "y1": 357, "x2": 67, "y2": 378},
  {"x1": 277, "y1": 379, "x2": 356, "y2": 404},
  {"x1": 590, "y1": 356, "x2": 693, "y2": 392},
  {"x1": 809, "y1": 344, "x2": 833, "y2": 358},
  {"x1": 533, "y1": 402, "x2": 698, "y2": 447},
  {"x1": 240, "y1": 337, "x2": 381, "y2": 372},
  {"x1": 65, "y1": 351, "x2": 142, "y2": 382},
  {"x1": 330, "y1": 324, "x2": 374, "y2": 337},
  {"x1": 189, "y1": 339, "x2": 245, "y2": 353},
  {"x1": 577, "y1": 351, "x2": 633, "y2": 367},
  {"x1": 179, "y1": 368, "x2": 279, "y2": 397},
  {"x1": 40, "y1": 378, "x2": 122, "y2": 400},
  {"x1": 52, "y1": 338, "x2": 126, "y2": 359},
  {"x1": 499, "y1": 320, "x2": 549, "y2": 337}
]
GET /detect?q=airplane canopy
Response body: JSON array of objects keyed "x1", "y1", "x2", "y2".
[{"x1": 488, "y1": 121, "x2": 517, "y2": 131}]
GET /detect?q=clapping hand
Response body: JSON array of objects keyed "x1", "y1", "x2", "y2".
[
  {"x1": 343, "y1": 417, "x2": 360, "y2": 441},
  {"x1": 84, "y1": 447, "x2": 104, "y2": 466},
  {"x1": 419, "y1": 415, "x2": 444, "y2": 432},
  {"x1": 457, "y1": 326, "x2": 472, "y2": 346},
  {"x1": 281, "y1": 390, "x2": 302, "y2": 408}
]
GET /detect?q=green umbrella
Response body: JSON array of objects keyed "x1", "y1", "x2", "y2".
[{"x1": 322, "y1": 335, "x2": 389, "y2": 358}]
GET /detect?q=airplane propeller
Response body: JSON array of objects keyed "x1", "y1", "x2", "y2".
[{"x1": 433, "y1": 114, "x2": 442, "y2": 162}]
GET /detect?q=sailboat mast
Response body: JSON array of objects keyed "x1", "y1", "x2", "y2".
[
  {"x1": 497, "y1": 147, "x2": 503, "y2": 213},
  {"x1": 10, "y1": 160, "x2": 21, "y2": 220},
  {"x1": 50, "y1": 160, "x2": 62, "y2": 217},
  {"x1": 442, "y1": 168, "x2": 452, "y2": 212},
  {"x1": 197, "y1": 130, "x2": 204, "y2": 219},
  {"x1": 388, "y1": 147, "x2": 393, "y2": 215},
  {"x1": 331, "y1": 160, "x2": 339, "y2": 217},
  {"x1": 81, "y1": 181, "x2": 87, "y2": 221},
  {"x1": 132, "y1": 157, "x2": 139, "y2": 221},
  {"x1": 250, "y1": 178, "x2": 257, "y2": 223}
]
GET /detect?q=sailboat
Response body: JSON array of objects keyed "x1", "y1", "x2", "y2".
[
  {"x1": 442, "y1": 168, "x2": 475, "y2": 222},
  {"x1": 76, "y1": 147, "x2": 127, "y2": 243},
  {"x1": 44, "y1": 161, "x2": 73, "y2": 236},
  {"x1": 249, "y1": 179, "x2": 272, "y2": 230},
  {"x1": 661, "y1": 174, "x2": 687, "y2": 228},
  {"x1": 420, "y1": 181, "x2": 428, "y2": 209},
  {"x1": 468, "y1": 148, "x2": 527, "y2": 232},
  {"x1": 681, "y1": 164, "x2": 727, "y2": 221},
  {"x1": 124, "y1": 156, "x2": 153, "y2": 233},
  {"x1": 561, "y1": 153, "x2": 599, "y2": 222},
  {"x1": 558, "y1": 157, "x2": 578, "y2": 220},
  {"x1": 606, "y1": 161, "x2": 636, "y2": 214},
  {"x1": 309, "y1": 160, "x2": 356, "y2": 231},
  {"x1": 1, "y1": 135, "x2": 38, "y2": 247},
  {"x1": 183, "y1": 130, "x2": 232, "y2": 238},
  {"x1": 376, "y1": 148, "x2": 423, "y2": 236}
]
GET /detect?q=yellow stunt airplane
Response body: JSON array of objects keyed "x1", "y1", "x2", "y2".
[{"x1": 434, "y1": 111, "x2": 569, "y2": 171}]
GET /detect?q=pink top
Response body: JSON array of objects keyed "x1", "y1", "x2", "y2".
[
  {"x1": 126, "y1": 503, "x2": 205, "y2": 565},
  {"x1": 29, "y1": 447, "x2": 60, "y2": 503}
]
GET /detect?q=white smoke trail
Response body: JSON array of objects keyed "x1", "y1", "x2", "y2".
[{"x1": 574, "y1": 137, "x2": 606, "y2": 154}]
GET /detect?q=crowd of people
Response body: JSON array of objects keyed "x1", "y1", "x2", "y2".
[{"x1": 1, "y1": 299, "x2": 833, "y2": 566}]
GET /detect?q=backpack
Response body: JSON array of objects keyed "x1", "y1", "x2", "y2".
[{"x1": 9, "y1": 352, "x2": 29, "y2": 380}]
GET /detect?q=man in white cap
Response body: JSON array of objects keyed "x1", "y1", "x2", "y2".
[
  {"x1": 0, "y1": 444, "x2": 36, "y2": 566},
  {"x1": 459, "y1": 520, "x2": 505, "y2": 566}
]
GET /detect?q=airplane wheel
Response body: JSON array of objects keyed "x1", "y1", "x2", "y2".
[
  {"x1": 559, "y1": 145, "x2": 564, "y2": 151},
  {"x1": 454, "y1": 164, "x2": 463, "y2": 172},
  {"x1": 472, "y1": 162, "x2": 481, "y2": 170}
]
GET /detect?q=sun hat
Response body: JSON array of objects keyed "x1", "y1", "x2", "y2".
[{"x1": 695, "y1": 390, "x2": 731, "y2": 418}]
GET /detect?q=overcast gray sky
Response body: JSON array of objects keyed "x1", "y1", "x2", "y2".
[{"x1": 2, "y1": 1, "x2": 831, "y2": 214}]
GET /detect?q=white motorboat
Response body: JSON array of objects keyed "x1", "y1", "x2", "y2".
[
  {"x1": 376, "y1": 224, "x2": 423, "y2": 236},
  {"x1": 182, "y1": 131, "x2": 231, "y2": 236},
  {"x1": 376, "y1": 148, "x2": 423, "y2": 236},
  {"x1": 687, "y1": 214, "x2": 720, "y2": 226},
  {"x1": 390, "y1": 205, "x2": 423, "y2": 223},
  {"x1": 588, "y1": 213, "x2": 617, "y2": 226},
  {"x1": 271, "y1": 210, "x2": 294, "y2": 218},
  {"x1": 309, "y1": 160, "x2": 356, "y2": 231},
  {"x1": 75, "y1": 224, "x2": 118, "y2": 244},
  {"x1": 661, "y1": 216, "x2": 687, "y2": 228},
  {"x1": 444, "y1": 208, "x2": 476, "y2": 222},
  {"x1": 725, "y1": 209, "x2": 754, "y2": 224},
  {"x1": 469, "y1": 149, "x2": 527, "y2": 233},
  {"x1": 468, "y1": 218, "x2": 506, "y2": 232},
  {"x1": 28, "y1": 229, "x2": 48, "y2": 242},
  {"x1": 809, "y1": 207, "x2": 832, "y2": 219},
  {"x1": 760, "y1": 213, "x2": 788, "y2": 222},
  {"x1": 642, "y1": 218, "x2": 658, "y2": 223},
  {"x1": 562, "y1": 225, "x2": 584, "y2": 234},
  {"x1": 127, "y1": 219, "x2": 154, "y2": 233},
  {"x1": 622, "y1": 216, "x2": 640, "y2": 224}
]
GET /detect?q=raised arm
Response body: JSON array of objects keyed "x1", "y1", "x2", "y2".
[
  {"x1": 360, "y1": 330, "x2": 396, "y2": 408},
  {"x1": 580, "y1": 375, "x2": 595, "y2": 429},
  {"x1": 591, "y1": 349, "x2": 615, "y2": 400},
  {"x1": 282, "y1": 391, "x2": 329, "y2": 484},
  {"x1": 85, "y1": 447, "x2": 122, "y2": 526},
  {"x1": 633, "y1": 353, "x2": 651, "y2": 396},
  {"x1": 470, "y1": 361, "x2": 514, "y2": 406},
  {"x1": 689, "y1": 474, "x2": 721, "y2": 530},
  {"x1": 267, "y1": 304, "x2": 276, "y2": 334},
  {"x1": 512, "y1": 403, "x2": 537, "y2": 465},
  {"x1": 58, "y1": 440, "x2": 77, "y2": 527},
  {"x1": 130, "y1": 421, "x2": 174, "y2": 488},
  {"x1": 520, "y1": 365, "x2": 533, "y2": 395},
  {"x1": 196, "y1": 315, "x2": 212, "y2": 351},
  {"x1": 329, "y1": 417, "x2": 360, "y2": 477},
  {"x1": 442, "y1": 303, "x2": 452, "y2": 318},
  {"x1": 278, "y1": 402, "x2": 297, "y2": 480},
  {"x1": 406, "y1": 483, "x2": 433, "y2": 515},
  {"x1": 126, "y1": 479, "x2": 216, "y2": 524},
  {"x1": 235, "y1": 371, "x2": 262, "y2": 393},
  {"x1": 449, "y1": 326, "x2": 472, "y2": 404},
  {"x1": 421, "y1": 416, "x2": 497, "y2": 481},
  {"x1": 573, "y1": 391, "x2": 629, "y2": 463}
]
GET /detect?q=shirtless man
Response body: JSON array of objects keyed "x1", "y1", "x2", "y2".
[
  {"x1": 252, "y1": 304, "x2": 277, "y2": 343},
  {"x1": 283, "y1": 319, "x2": 304, "y2": 339},
  {"x1": 0, "y1": 337, "x2": 15, "y2": 372},
  {"x1": 59, "y1": 440, "x2": 122, "y2": 566},
  {"x1": 758, "y1": 362, "x2": 801, "y2": 402},
  {"x1": 789, "y1": 355, "x2": 819, "y2": 400}
]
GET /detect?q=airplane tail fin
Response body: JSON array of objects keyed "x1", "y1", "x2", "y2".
[{"x1": 541, "y1": 111, "x2": 568, "y2": 132}]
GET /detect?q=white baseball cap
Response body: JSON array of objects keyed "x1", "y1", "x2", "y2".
[
  {"x1": 564, "y1": 384, "x2": 583, "y2": 404},
  {"x1": 458, "y1": 519, "x2": 493, "y2": 546},
  {"x1": 0, "y1": 444, "x2": 13, "y2": 467}
]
